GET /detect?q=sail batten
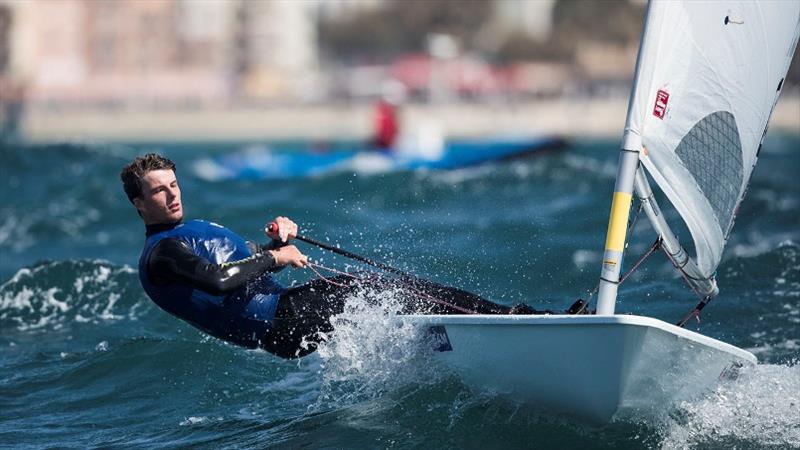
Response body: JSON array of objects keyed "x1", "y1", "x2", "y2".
[{"x1": 628, "y1": 1, "x2": 800, "y2": 282}]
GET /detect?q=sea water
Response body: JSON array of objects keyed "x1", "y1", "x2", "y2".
[{"x1": 1, "y1": 135, "x2": 798, "y2": 449}]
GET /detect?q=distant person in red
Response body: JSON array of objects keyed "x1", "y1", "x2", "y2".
[{"x1": 371, "y1": 98, "x2": 399, "y2": 151}]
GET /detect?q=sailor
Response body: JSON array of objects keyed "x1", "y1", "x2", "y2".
[
  {"x1": 121, "y1": 153, "x2": 525, "y2": 359},
  {"x1": 371, "y1": 98, "x2": 398, "y2": 150},
  {"x1": 121, "y1": 153, "x2": 354, "y2": 358},
  {"x1": 369, "y1": 80, "x2": 405, "y2": 151}
]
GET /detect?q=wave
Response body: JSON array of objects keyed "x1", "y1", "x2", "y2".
[
  {"x1": 3, "y1": 262, "x2": 796, "y2": 449},
  {"x1": 0, "y1": 141, "x2": 137, "y2": 185},
  {"x1": 0, "y1": 142, "x2": 141, "y2": 275},
  {"x1": 0, "y1": 259, "x2": 150, "y2": 333},
  {"x1": 719, "y1": 240, "x2": 799, "y2": 293}
]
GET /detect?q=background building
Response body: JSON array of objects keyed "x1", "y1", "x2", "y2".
[{"x1": 0, "y1": 0, "x2": 796, "y2": 140}]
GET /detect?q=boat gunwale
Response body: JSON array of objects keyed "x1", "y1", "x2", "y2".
[{"x1": 401, "y1": 313, "x2": 758, "y2": 364}]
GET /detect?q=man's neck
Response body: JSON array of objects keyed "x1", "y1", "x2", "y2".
[{"x1": 145, "y1": 220, "x2": 182, "y2": 237}]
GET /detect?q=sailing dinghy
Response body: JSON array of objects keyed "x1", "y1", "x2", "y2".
[{"x1": 404, "y1": 0, "x2": 800, "y2": 423}]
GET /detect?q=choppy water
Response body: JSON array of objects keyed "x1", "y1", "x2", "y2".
[{"x1": 1, "y1": 134, "x2": 798, "y2": 449}]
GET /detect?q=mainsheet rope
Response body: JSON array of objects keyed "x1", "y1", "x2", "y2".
[
  {"x1": 305, "y1": 261, "x2": 479, "y2": 314},
  {"x1": 270, "y1": 221, "x2": 480, "y2": 313},
  {"x1": 290, "y1": 207, "x2": 663, "y2": 318},
  {"x1": 300, "y1": 195, "x2": 720, "y2": 324}
]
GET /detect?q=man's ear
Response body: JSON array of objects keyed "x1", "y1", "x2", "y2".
[
  {"x1": 132, "y1": 197, "x2": 145, "y2": 218},
  {"x1": 132, "y1": 197, "x2": 144, "y2": 212}
]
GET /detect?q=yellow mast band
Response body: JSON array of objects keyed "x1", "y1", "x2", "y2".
[{"x1": 604, "y1": 191, "x2": 633, "y2": 252}]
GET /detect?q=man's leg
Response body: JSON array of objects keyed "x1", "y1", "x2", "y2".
[
  {"x1": 259, "y1": 275, "x2": 363, "y2": 359},
  {"x1": 258, "y1": 274, "x2": 513, "y2": 358}
]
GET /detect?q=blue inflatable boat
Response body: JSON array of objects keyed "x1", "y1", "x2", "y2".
[{"x1": 192, "y1": 135, "x2": 566, "y2": 181}]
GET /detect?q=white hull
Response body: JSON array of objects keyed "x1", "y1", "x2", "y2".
[{"x1": 403, "y1": 314, "x2": 756, "y2": 423}]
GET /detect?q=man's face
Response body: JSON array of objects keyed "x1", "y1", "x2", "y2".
[{"x1": 133, "y1": 169, "x2": 183, "y2": 224}]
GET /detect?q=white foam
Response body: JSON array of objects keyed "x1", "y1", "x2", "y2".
[
  {"x1": 751, "y1": 188, "x2": 800, "y2": 212},
  {"x1": 1, "y1": 261, "x2": 145, "y2": 331},
  {"x1": 1, "y1": 196, "x2": 106, "y2": 254},
  {"x1": 313, "y1": 286, "x2": 441, "y2": 407},
  {"x1": 422, "y1": 165, "x2": 495, "y2": 185},
  {"x1": 731, "y1": 235, "x2": 799, "y2": 259},
  {"x1": 179, "y1": 416, "x2": 213, "y2": 426},
  {"x1": 0, "y1": 286, "x2": 65, "y2": 331},
  {"x1": 258, "y1": 367, "x2": 323, "y2": 407},
  {"x1": 563, "y1": 153, "x2": 618, "y2": 179},
  {"x1": 94, "y1": 266, "x2": 111, "y2": 283},
  {"x1": 44, "y1": 287, "x2": 69, "y2": 313},
  {"x1": 193, "y1": 158, "x2": 233, "y2": 182},
  {"x1": 2, "y1": 267, "x2": 33, "y2": 286},
  {"x1": 348, "y1": 153, "x2": 394, "y2": 175},
  {"x1": 572, "y1": 249, "x2": 600, "y2": 269},
  {"x1": 748, "y1": 339, "x2": 800, "y2": 357},
  {"x1": 260, "y1": 370, "x2": 319, "y2": 394},
  {"x1": 0, "y1": 215, "x2": 36, "y2": 253},
  {"x1": 0, "y1": 286, "x2": 35, "y2": 312},
  {"x1": 99, "y1": 292, "x2": 123, "y2": 320},
  {"x1": 661, "y1": 362, "x2": 800, "y2": 448}
]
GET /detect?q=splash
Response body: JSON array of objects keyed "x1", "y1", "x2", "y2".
[
  {"x1": 660, "y1": 362, "x2": 800, "y2": 448},
  {"x1": 312, "y1": 285, "x2": 443, "y2": 408}
]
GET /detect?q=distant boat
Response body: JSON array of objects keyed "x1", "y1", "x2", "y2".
[
  {"x1": 192, "y1": 135, "x2": 567, "y2": 181},
  {"x1": 406, "y1": 0, "x2": 799, "y2": 423}
]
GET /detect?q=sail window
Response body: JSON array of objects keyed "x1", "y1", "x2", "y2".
[{"x1": 674, "y1": 111, "x2": 743, "y2": 234}]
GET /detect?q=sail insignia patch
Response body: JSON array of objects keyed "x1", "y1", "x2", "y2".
[{"x1": 653, "y1": 89, "x2": 670, "y2": 119}]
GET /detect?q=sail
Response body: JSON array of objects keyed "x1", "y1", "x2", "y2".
[{"x1": 624, "y1": 1, "x2": 800, "y2": 278}]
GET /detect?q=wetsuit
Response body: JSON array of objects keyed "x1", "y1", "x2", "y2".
[{"x1": 139, "y1": 219, "x2": 514, "y2": 359}]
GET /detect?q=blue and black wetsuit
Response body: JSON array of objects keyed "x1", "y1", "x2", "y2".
[
  {"x1": 139, "y1": 219, "x2": 354, "y2": 358},
  {"x1": 139, "y1": 220, "x2": 515, "y2": 359}
]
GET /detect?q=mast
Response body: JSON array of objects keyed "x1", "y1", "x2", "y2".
[
  {"x1": 596, "y1": 137, "x2": 640, "y2": 315},
  {"x1": 595, "y1": 0, "x2": 653, "y2": 315}
]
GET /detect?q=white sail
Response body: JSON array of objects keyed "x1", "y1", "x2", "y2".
[{"x1": 625, "y1": 1, "x2": 800, "y2": 278}]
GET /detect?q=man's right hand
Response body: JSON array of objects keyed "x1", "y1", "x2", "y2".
[
  {"x1": 266, "y1": 216, "x2": 298, "y2": 243},
  {"x1": 269, "y1": 245, "x2": 308, "y2": 268}
]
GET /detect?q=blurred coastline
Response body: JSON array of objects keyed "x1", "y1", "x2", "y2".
[
  {"x1": 1, "y1": 0, "x2": 798, "y2": 143},
  {"x1": 16, "y1": 93, "x2": 800, "y2": 143}
]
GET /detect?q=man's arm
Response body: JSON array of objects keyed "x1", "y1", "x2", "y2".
[
  {"x1": 148, "y1": 238, "x2": 278, "y2": 296},
  {"x1": 247, "y1": 239, "x2": 286, "y2": 254}
]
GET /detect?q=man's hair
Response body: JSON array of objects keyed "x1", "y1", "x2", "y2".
[{"x1": 120, "y1": 153, "x2": 176, "y2": 202}]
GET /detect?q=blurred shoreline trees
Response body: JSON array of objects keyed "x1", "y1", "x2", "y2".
[{"x1": 319, "y1": 0, "x2": 645, "y2": 64}]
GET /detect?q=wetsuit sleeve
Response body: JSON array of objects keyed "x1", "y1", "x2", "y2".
[
  {"x1": 246, "y1": 240, "x2": 289, "y2": 273},
  {"x1": 148, "y1": 238, "x2": 278, "y2": 295},
  {"x1": 248, "y1": 239, "x2": 286, "y2": 253}
]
